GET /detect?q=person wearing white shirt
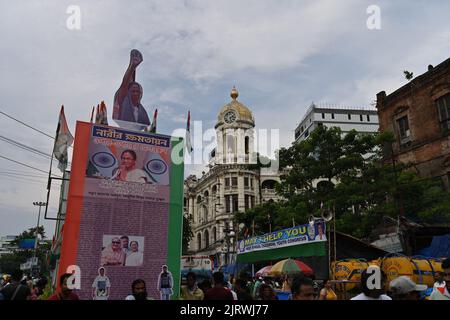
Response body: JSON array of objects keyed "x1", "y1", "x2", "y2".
[
  {"x1": 430, "y1": 258, "x2": 450, "y2": 300},
  {"x1": 125, "y1": 279, "x2": 153, "y2": 300},
  {"x1": 314, "y1": 223, "x2": 327, "y2": 241},
  {"x1": 92, "y1": 267, "x2": 111, "y2": 300},
  {"x1": 125, "y1": 241, "x2": 144, "y2": 267},
  {"x1": 351, "y1": 267, "x2": 392, "y2": 300},
  {"x1": 432, "y1": 271, "x2": 446, "y2": 290}
]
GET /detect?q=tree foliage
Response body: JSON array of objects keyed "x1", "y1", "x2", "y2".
[
  {"x1": 0, "y1": 226, "x2": 50, "y2": 275},
  {"x1": 235, "y1": 126, "x2": 450, "y2": 240}
]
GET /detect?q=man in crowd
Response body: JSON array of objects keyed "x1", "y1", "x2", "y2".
[
  {"x1": 430, "y1": 257, "x2": 450, "y2": 300},
  {"x1": 180, "y1": 272, "x2": 204, "y2": 300},
  {"x1": 125, "y1": 279, "x2": 153, "y2": 300},
  {"x1": 291, "y1": 276, "x2": 315, "y2": 300},
  {"x1": 204, "y1": 272, "x2": 234, "y2": 300},
  {"x1": 0, "y1": 269, "x2": 31, "y2": 300},
  {"x1": 252, "y1": 276, "x2": 263, "y2": 299},
  {"x1": 389, "y1": 276, "x2": 427, "y2": 300},
  {"x1": 48, "y1": 273, "x2": 79, "y2": 300},
  {"x1": 351, "y1": 266, "x2": 392, "y2": 300},
  {"x1": 433, "y1": 271, "x2": 446, "y2": 290},
  {"x1": 234, "y1": 278, "x2": 253, "y2": 301}
]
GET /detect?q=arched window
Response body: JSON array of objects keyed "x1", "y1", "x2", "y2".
[
  {"x1": 202, "y1": 205, "x2": 208, "y2": 223},
  {"x1": 245, "y1": 136, "x2": 250, "y2": 154},
  {"x1": 212, "y1": 227, "x2": 217, "y2": 243},
  {"x1": 226, "y1": 135, "x2": 236, "y2": 154},
  {"x1": 204, "y1": 230, "x2": 209, "y2": 248},
  {"x1": 261, "y1": 179, "x2": 277, "y2": 190},
  {"x1": 197, "y1": 233, "x2": 202, "y2": 250}
]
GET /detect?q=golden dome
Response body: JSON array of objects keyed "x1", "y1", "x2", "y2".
[{"x1": 217, "y1": 86, "x2": 254, "y2": 123}]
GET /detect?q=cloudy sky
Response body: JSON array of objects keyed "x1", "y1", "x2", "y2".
[{"x1": 0, "y1": 0, "x2": 449, "y2": 237}]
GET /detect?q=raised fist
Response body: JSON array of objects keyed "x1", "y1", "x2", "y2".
[{"x1": 130, "y1": 49, "x2": 143, "y2": 67}]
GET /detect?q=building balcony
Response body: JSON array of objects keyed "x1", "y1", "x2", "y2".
[{"x1": 261, "y1": 188, "x2": 277, "y2": 196}]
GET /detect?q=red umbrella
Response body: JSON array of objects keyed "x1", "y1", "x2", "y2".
[
  {"x1": 293, "y1": 259, "x2": 314, "y2": 275},
  {"x1": 255, "y1": 265, "x2": 272, "y2": 277}
]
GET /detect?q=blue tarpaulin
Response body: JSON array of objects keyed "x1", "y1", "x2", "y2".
[{"x1": 416, "y1": 234, "x2": 450, "y2": 258}]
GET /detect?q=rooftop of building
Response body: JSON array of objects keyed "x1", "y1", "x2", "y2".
[
  {"x1": 217, "y1": 87, "x2": 254, "y2": 124},
  {"x1": 376, "y1": 56, "x2": 450, "y2": 108},
  {"x1": 296, "y1": 102, "x2": 377, "y2": 129}
]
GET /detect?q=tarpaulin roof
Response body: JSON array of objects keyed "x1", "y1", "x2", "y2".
[{"x1": 416, "y1": 234, "x2": 450, "y2": 258}]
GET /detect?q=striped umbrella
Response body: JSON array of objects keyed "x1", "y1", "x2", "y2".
[
  {"x1": 268, "y1": 259, "x2": 314, "y2": 276},
  {"x1": 255, "y1": 265, "x2": 272, "y2": 277}
]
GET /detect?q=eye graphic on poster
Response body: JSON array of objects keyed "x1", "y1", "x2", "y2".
[
  {"x1": 146, "y1": 159, "x2": 167, "y2": 174},
  {"x1": 144, "y1": 152, "x2": 169, "y2": 185},
  {"x1": 92, "y1": 152, "x2": 117, "y2": 168},
  {"x1": 86, "y1": 142, "x2": 118, "y2": 178},
  {"x1": 112, "y1": 49, "x2": 151, "y2": 131}
]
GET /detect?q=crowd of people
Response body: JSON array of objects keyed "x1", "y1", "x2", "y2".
[
  {"x1": 1, "y1": 257, "x2": 448, "y2": 300},
  {"x1": 178, "y1": 257, "x2": 450, "y2": 301},
  {"x1": 0, "y1": 270, "x2": 48, "y2": 300}
]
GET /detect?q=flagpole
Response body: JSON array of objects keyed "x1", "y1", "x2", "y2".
[{"x1": 44, "y1": 109, "x2": 61, "y2": 221}]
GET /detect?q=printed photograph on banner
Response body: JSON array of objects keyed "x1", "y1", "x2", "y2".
[
  {"x1": 100, "y1": 235, "x2": 145, "y2": 267},
  {"x1": 85, "y1": 136, "x2": 170, "y2": 185},
  {"x1": 91, "y1": 267, "x2": 111, "y2": 300},
  {"x1": 315, "y1": 221, "x2": 326, "y2": 241}
]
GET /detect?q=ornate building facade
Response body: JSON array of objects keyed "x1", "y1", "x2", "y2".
[{"x1": 184, "y1": 87, "x2": 281, "y2": 262}]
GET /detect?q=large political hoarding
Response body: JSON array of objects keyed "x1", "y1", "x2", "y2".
[
  {"x1": 236, "y1": 222, "x2": 327, "y2": 263},
  {"x1": 58, "y1": 122, "x2": 184, "y2": 300}
]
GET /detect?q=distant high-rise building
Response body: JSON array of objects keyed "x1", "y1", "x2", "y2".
[
  {"x1": 294, "y1": 103, "x2": 379, "y2": 143},
  {"x1": 0, "y1": 235, "x2": 18, "y2": 256}
]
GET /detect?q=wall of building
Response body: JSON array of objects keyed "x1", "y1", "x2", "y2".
[{"x1": 376, "y1": 58, "x2": 450, "y2": 187}]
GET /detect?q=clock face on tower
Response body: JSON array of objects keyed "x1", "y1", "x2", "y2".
[{"x1": 224, "y1": 110, "x2": 237, "y2": 124}]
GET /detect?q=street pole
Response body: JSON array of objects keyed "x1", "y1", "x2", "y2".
[{"x1": 32, "y1": 202, "x2": 47, "y2": 266}]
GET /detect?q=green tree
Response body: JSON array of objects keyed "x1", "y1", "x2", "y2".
[
  {"x1": 235, "y1": 125, "x2": 450, "y2": 239},
  {"x1": 0, "y1": 226, "x2": 50, "y2": 275}
]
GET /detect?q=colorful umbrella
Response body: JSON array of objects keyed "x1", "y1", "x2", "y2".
[
  {"x1": 268, "y1": 259, "x2": 314, "y2": 276},
  {"x1": 255, "y1": 265, "x2": 272, "y2": 277},
  {"x1": 293, "y1": 260, "x2": 314, "y2": 275}
]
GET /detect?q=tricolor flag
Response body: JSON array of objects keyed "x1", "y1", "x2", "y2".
[
  {"x1": 90, "y1": 106, "x2": 95, "y2": 123},
  {"x1": 185, "y1": 110, "x2": 193, "y2": 154},
  {"x1": 94, "y1": 102, "x2": 108, "y2": 125},
  {"x1": 100, "y1": 101, "x2": 108, "y2": 125},
  {"x1": 95, "y1": 104, "x2": 100, "y2": 124},
  {"x1": 149, "y1": 109, "x2": 158, "y2": 133},
  {"x1": 53, "y1": 106, "x2": 74, "y2": 172}
]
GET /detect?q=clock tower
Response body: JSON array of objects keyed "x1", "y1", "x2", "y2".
[{"x1": 215, "y1": 87, "x2": 255, "y2": 164}]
